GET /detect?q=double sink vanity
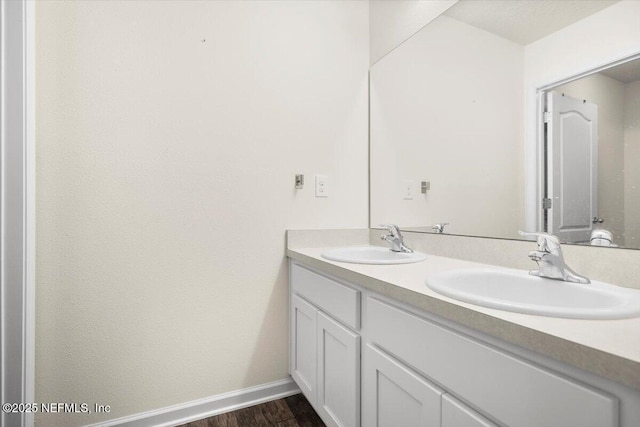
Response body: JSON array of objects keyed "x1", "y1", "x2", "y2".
[
  {"x1": 286, "y1": 229, "x2": 640, "y2": 427},
  {"x1": 292, "y1": 1, "x2": 640, "y2": 424}
]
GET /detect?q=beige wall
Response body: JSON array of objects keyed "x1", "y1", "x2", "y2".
[
  {"x1": 624, "y1": 80, "x2": 640, "y2": 247},
  {"x1": 370, "y1": 14, "x2": 524, "y2": 238},
  {"x1": 554, "y1": 74, "x2": 626, "y2": 245},
  {"x1": 369, "y1": 0, "x2": 457, "y2": 65},
  {"x1": 35, "y1": 1, "x2": 369, "y2": 425}
]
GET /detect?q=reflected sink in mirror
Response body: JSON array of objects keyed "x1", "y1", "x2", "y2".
[
  {"x1": 321, "y1": 246, "x2": 427, "y2": 265},
  {"x1": 426, "y1": 268, "x2": 640, "y2": 319}
]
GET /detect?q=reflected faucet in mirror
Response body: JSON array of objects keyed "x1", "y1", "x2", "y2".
[
  {"x1": 519, "y1": 231, "x2": 590, "y2": 284},
  {"x1": 432, "y1": 223, "x2": 449, "y2": 234},
  {"x1": 380, "y1": 224, "x2": 414, "y2": 253}
]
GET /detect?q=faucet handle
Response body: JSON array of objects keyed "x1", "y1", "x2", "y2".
[
  {"x1": 380, "y1": 224, "x2": 401, "y2": 237},
  {"x1": 432, "y1": 223, "x2": 449, "y2": 233},
  {"x1": 518, "y1": 231, "x2": 561, "y2": 253}
]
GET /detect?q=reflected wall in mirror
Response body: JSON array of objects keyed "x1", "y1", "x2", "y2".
[{"x1": 369, "y1": 0, "x2": 640, "y2": 249}]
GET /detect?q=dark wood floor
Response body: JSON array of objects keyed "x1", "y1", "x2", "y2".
[{"x1": 178, "y1": 393, "x2": 325, "y2": 427}]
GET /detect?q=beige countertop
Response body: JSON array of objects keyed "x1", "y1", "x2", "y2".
[{"x1": 287, "y1": 246, "x2": 640, "y2": 390}]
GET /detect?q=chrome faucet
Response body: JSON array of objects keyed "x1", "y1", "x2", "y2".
[
  {"x1": 518, "y1": 231, "x2": 590, "y2": 284},
  {"x1": 432, "y1": 223, "x2": 449, "y2": 234},
  {"x1": 380, "y1": 224, "x2": 413, "y2": 253}
]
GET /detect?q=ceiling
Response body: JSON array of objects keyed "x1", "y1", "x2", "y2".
[
  {"x1": 445, "y1": 0, "x2": 620, "y2": 45},
  {"x1": 600, "y1": 58, "x2": 640, "y2": 83}
]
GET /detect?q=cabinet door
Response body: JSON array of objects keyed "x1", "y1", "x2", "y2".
[
  {"x1": 317, "y1": 312, "x2": 360, "y2": 427},
  {"x1": 442, "y1": 394, "x2": 498, "y2": 427},
  {"x1": 291, "y1": 294, "x2": 318, "y2": 403},
  {"x1": 363, "y1": 344, "x2": 443, "y2": 427}
]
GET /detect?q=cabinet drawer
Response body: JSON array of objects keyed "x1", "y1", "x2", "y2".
[
  {"x1": 367, "y1": 297, "x2": 618, "y2": 427},
  {"x1": 291, "y1": 263, "x2": 360, "y2": 330}
]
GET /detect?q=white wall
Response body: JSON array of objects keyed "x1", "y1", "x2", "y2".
[
  {"x1": 624, "y1": 80, "x2": 640, "y2": 247},
  {"x1": 35, "y1": 1, "x2": 369, "y2": 425},
  {"x1": 554, "y1": 74, "x2": 626, "y2": 245},
  {"x1": 370, "y1": 15, "x2": 524, "y2": 238},
  {"x1": 523, "y1": 0, "x2": 640, "y2": 231},
  {"x1": 369, "y1": 0, "x2": 457, "y2": 65}
]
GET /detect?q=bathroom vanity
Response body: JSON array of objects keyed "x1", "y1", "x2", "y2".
[{"x1": 287, "y1": 238, "x2": 640, "y2": 427}]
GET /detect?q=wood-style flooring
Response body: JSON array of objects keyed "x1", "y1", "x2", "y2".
[{"x1": 178, "y1": 393, "x2": 325, "y2": 427}]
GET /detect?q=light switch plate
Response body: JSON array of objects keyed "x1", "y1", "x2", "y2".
[
  {"x1": 403, "y1": 180, "x2": 414, "y2": 200},
  {"x1": 315, "y1": 175, "x2": 329, "y2": 198}
]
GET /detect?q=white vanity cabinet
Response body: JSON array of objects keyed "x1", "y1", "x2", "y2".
[
  {"x1": 289, "y1": 262, "x2": 361, "y2": 427},
  {"x1": 362, "y1": 341, "x2": 497, "y2": 427},
  {"x1": 289, "y1": 259, "x2": 639, "y2": 427},
  {"x1": 366, "y1": 296, "x2": 618, "y2": 427},
  {"x1": 361, "y1": 325, "x2": 497, "y2": 427}
]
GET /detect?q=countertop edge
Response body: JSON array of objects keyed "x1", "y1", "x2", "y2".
[{"x1": 286, "y1": 249, "x2": 640, "y2": 391}]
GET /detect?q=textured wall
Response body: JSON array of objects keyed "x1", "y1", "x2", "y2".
[
  {"x1": 35, "y1": 1, "x2": 368, "y2": 425},
  {"x1": 370, "y1": 15, "x2": 524, "y2": 238}
]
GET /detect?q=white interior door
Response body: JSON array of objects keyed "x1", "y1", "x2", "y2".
[{"x1": 546, "y1": 91, "x2": 598, "y2": 242}]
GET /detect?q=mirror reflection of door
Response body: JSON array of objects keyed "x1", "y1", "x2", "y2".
[{"x1": 545, "y1": 91, "x2": 598, "y2": 243}]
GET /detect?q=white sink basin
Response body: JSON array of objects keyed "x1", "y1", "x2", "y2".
[
  {"x1": 321, "y1": 246, "x2": 427, "y2": 265},
  {"x1": 426, "y1": 268, "x2": 640, "y2": 319}
]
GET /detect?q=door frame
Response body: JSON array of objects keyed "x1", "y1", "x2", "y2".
[
  {"x1": 526, "y1": 50, "x2": 640, "y2": 236},
  {"x1": 1, "y1": 1, "x2": 36, "y2": 426}
]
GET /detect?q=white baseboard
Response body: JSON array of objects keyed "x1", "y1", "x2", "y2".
[{"x1": 84, "y1": 378, "x2": 300, "y2": 427}]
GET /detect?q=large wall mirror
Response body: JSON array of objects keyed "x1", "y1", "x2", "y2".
[{"x1": 370, "y1": 0, "x2": 640, "y2": 249}]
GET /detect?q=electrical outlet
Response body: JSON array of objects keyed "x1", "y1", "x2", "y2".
[{"x1": 315, "y1": 175, "x2": 329, "y2": 197}]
